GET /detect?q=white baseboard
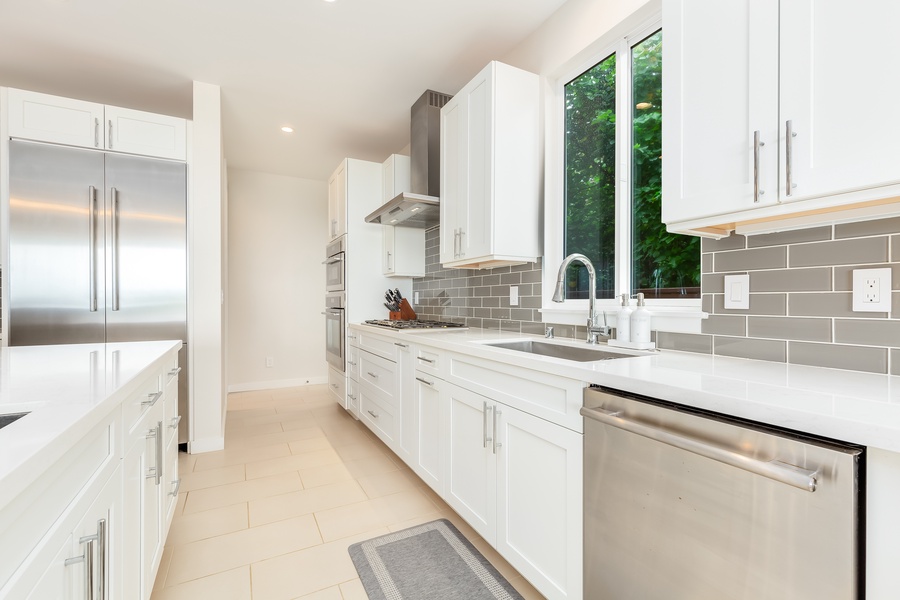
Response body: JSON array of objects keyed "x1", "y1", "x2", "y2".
[
  {"x1": 227, "y1": 376, "x2": 328, "y2": 393},
  {"x1": 189, "y1": 436, "x2": 225, "y2": 454}
]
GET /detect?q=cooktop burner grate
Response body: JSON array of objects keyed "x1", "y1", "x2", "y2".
[{"x1": 364, "y1": 319, "x2": 467, "y2": 330}]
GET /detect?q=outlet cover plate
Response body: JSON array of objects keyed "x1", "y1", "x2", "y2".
[{"x1": 852, "y1": 268, "x2": 892, "y2": 312}]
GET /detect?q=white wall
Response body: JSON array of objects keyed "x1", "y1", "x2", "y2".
[
  {"x1": 227, "y1": 169, "x2": 328, "y2": 391},
  {"x1": 189, "y1": 81, "x2": 226, "y2": 453}
]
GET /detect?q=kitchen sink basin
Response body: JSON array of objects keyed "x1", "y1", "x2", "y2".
[
  {"x1": 485, "y1": 340, "x2": 637, "y2": 362},
  {"x1": 0, "y1": 412, "x2": 29, "y2": 430}
]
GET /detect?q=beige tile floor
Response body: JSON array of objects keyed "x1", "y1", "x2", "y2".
[{"x1": 151, "y1": 384, "x2": 546, "y2": 600}]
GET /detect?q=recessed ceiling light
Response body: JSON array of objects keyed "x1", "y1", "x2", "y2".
[
  {"x1": 281, "y1": 126, "x2": 294, "y2": 133},
  {"x1": 323, "y1": 0, "x2": 337, "y2": 3}
]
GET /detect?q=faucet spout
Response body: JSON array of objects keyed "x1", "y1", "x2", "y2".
[{"x1": 552, "y1": 253, "x2": 610, "y2": 344}]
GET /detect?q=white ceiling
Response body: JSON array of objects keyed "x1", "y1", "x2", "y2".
[{"x1": 0, "y1": 0, "x2": 569, "y2": 181}]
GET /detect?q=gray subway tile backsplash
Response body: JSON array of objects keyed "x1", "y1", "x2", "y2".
[
  {"x1": 789, "y1": 236, "x2": 889, "y2": 267},
  {"x1": 413, "y1": 217, "x2": 900, "y2": 374}
]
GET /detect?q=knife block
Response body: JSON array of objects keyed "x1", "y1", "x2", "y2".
[
  {"x1": 389, "y1": 311, "x2": 403, "y2": 320},
  {"x1": 399, "y1": 298, "x2": 417, "y2": 320}
]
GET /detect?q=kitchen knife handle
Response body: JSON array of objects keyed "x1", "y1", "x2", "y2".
[
  {"x1": 111, "y1": 187, "x2": 120, "y2": 311},
  {"x1": 89, "y1": 186, "x2": 98, "y2": 312}
]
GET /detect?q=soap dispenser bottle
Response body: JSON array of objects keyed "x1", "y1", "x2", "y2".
[
  {"x1": 630, "y1": 292, "x2": 651, "y2": 344},
  {"x1": 616, "y1": 293, "x2": 632, "y2": 342}
]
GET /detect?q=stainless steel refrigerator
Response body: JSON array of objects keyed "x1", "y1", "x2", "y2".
[{"x1": 8, "y1": 139, "x2": 189, "y2": 443}]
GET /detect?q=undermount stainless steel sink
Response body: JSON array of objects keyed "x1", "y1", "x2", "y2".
[
  {"x1": 0, "y1": 412, "x2": 29, "y2": 430},
  {"x1": 485, "y1": 340, "x2": 637, "y2": 362}
]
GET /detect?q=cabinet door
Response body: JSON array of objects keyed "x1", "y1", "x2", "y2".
[
  {"x1": 7, "y1": 88, "x2": 105, "y2": 149},
  {"x1": 662, "y1": 0, "x2": 779, "y2": 225},
  {"x1": 443, "y1": 383, "x2": 496, "y2": 544},
  {"x1": 105, "y1": 105, "x2": 186, "y2": 160},
  {"x1": 440, "y1": 95, "x2": 463, "y2": 263},
  {"x1": 413, "y1": 373, "x2": 444, "y2": 494},
  {"x1": 21, "y1": 534, "x2": 74, "y2": 599},
  {"x1": 383, "y1": 225, "x2": 396, "y2": 274},
  {"x1": 327, "y1": 162, "x2": 347, "y2": 240},
  {"x1": 459, "y1": 65, "x2": 493, "y2": 261},
  {"x1": 779, "y1": 0, "x2": 900, "y2": 202},
  {"x1": 163, "y1": 369, "x2": 181, "y2": 524},
  {"x1": 495, "y1": 406, "x2": 582, "y2": 600},
  {"x1": 70, "y1": 468, "x2": 122, "y2": 600}
]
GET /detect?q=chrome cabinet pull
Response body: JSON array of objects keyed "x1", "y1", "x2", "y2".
[
  {"x1": 348, "y1": 393, "x2": 357, "y2": 401},
  {"x1": 89, "y1": 186, "x2": 98, "y2": 312},
  {"x1": 65, "y1": 538, "x2": 95, "y2": 600},
  {"x1": 108, "y1": 119, "x2": 113, "y2": 149},
  {"x1": 94, "y1": 118, "x2": 100, "y2": 148},
  {"x1": 168, "y1": 366, "x2": 182, "y2": 377},
  {"x1": 169, "y1": 414, "x2": 182, "y2": 430},
  {"x1": 170, "y1": 478, "x2": 182, "y2": 497},
  {"x1": 367, "y1": 371, "x2": 379, "y2": 378},
  {"x1": 330, "y1": 383, "x2": 339, "y2": 389},
  {"x1": 493, "y1": 408, "x2": 502, "y2": 454},
  {"x1": 785, "y1": 120, "x2": 797, "y2": 197},
  {"x1": 155, "y1": 421, "x2": 163, "y2": 485},
  {"x1": 321, "y1": 255, "x2": 344, "y2": 265},
  {"x1": 367, "y1": 409, "x2": 379, "y2": 419},
  {"x1": 483, "y1": 402, "x2": 491, "y2": 448},
  {"x1": 459, "y1": 229, "x2": 465, "y2": 258},
  {"x1": 110, "y1": 187, "x2": 120, "y2": 311},
  {"x1": 347, "y1": 333, "x2": 357, "y2": 340},
  {"x1": 453, "y1": 228, "x2": 460, "y2": 258},
  {"x1": 347, "y1": 360, "x2": 357, "y2": 366},
  {"x1": 415, "y1": 377, "x2": 434, "y2": 387},
  {"x1": 394, "y1": 342, "x2": 408, "y2": 348},
  {"x1": 580, "y1": 406, "x2": 818, "y2": 492},
  {"x1": 387, "y1": 250, "x2": 392, "y2": 271},
  {"x1": 142, "y1": 390, "x2": 163, "y2": 407},
  {"x1": 753, "y1": 130, "x2": 765, "y2": 203},
  {"x1": 417, "y1": 356, "x2": 435, "y2": 364},
  {"x1": 76, "y1": 519, "x2": 107, "y2": 600}
]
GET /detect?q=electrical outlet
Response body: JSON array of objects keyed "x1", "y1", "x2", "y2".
[
  {"x1": 509, "y1": 286, "x2": 519, "y2": 306},
  {"x1": 414, "y1": 291, "x2": 419, "y2": 304},
  {"x1": 266, "y1": 356, "x2": 274, "y2": 368},
  {"x1": 852, "y1": 268, "x2": 892, "y2": 312}
]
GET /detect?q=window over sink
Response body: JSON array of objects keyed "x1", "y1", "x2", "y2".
[{"x1": 545, "y1": 11, "x2": 702, "y2": 328}]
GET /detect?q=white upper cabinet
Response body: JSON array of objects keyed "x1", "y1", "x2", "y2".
[
  {"x1": 381, "y1": 154, "x2": 425, "y2": 277},
  {"x1": 440, "y1": 61, "x2": 541, "y2": 269},
  {"x1": 663, "y1": 0, "x2": 900, "y2": 237},
  {"x1": 327, "y1": 160, "x2": 347, "y2": 241},
  {"x1": 7, "y1": 88, "x2": 186, "y2": 160}
]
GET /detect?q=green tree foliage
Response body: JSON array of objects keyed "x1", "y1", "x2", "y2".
[{"x1": 564, "y1": 30, "x2": 700, "y2": 301}]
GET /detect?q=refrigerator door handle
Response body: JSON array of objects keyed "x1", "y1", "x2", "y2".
[
  {"x1": 111, "y1": 187, "x2": 120, "y2": 311},
  {"x1": 89, "y1": 186, "x2": 97, "y2": 312}
]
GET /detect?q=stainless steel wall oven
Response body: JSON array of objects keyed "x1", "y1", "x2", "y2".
[
  {"x1": 324, "y1": 236, "x2": 345, "y2": 292},
  {"x1": 324, "y1": 292, "x2": 344, "y2": 371}
]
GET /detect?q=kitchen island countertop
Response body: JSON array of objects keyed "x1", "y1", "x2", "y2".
[{"x1": 0, "y1": 340, "x2": 182, "y2": 510}]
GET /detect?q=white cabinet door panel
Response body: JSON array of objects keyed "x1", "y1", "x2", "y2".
[
  {"x1": 8, "y1": 88, "x2": 105, "y2": 149},
  {"x1": 413, "y1": 374, "x2": 444, "y2": 494},
  {"x1": 105, "y1": 105, "x2": 186, "y2": 160},
  {"x1": 440, "y1": 98, "x2": 462, "y2": 263}
]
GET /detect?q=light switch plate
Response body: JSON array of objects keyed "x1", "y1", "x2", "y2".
[
  {"x1": 723, "y1": 274, "x2": 750, "y2": 310},
  {"x1": 509, "y1": 286, "x2": 519, "y2": 306},
  {"x1": 852, "y1": 268, "x2": 892, "y2": 312}
]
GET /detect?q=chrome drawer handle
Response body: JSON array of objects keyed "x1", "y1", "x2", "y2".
[
  {"x1": 415, "y1": 377, "x2": 434, "y2": 387},
  {"x1": 367, "y1": 371, "x2": 379, "y2": 378},
  {"x1": 142, "y1": 391, "x2": 163, "y2": 407},
  {"x1": 168, "y1": 366, "x2": 182, "y2": 377},
  {"x1": 417, "y1": 356, "x2": 435, "y2": 364},
  {"x1": 65, "y1": 538, "x2": 95, "y2": 600},
  {"x1": 170, "y1": 478, "x2": 182, "y2": 497},
  {"x1": 348, "y1": 393, "x2": 357, "y2": 401},
  {"x1": 330, "y1": 383, "x2": 339, "y2": 389},
  {"x1": 169, "y1": 415, "x2": 182, "y2": 430},
  {"x1": 394, "y1": 343, "x2": 408, "y2": 348},
  {"x1": 367, "y1": 410, "x2": 379, "y2": 419},
  {"x1": 348, "y1": 360, "x2": 357, "y2": 366}
]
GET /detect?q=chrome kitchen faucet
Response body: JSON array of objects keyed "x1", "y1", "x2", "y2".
[{"x1": 551, "y1": 254, "x2": 610, "y2": 344}]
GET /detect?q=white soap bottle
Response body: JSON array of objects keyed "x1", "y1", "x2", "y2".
[
  {"x1": 630, "y1": 292, "x2": 651, "y2": 344},
  {"x1": 616, "y1": 293, "x2": 632, "y2": 342}
]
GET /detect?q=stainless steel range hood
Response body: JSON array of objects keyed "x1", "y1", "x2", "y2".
[{"x1": 365, "y1": 90, "x2": 452, "y2": 228}]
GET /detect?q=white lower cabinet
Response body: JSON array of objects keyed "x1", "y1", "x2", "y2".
[{"x1": 412, "y1": 372, "x2": 443, "y2": 494}]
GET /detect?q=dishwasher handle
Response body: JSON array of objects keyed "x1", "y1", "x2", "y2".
[{"x1": 580, "y1": 406, "x2": 818, "y2": 493}]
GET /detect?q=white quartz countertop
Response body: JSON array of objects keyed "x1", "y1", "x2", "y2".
[
  {"x1": 352, "y1": 323, "x2": 900, "y2": 452},
  {"x1": 0, "y1": 340, "x2": 182, "y2": 509}
]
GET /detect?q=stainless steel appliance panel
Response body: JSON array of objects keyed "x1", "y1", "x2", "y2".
[
  {"x1": 325, "y1": 293, "x2": 344, "y2": 371},
  {"x1": 9, "y1": 141, "x2": 107, "y2": 345},
  {"x1": 582, "y1": 387, "x2": 861, "y2": 600},
  {"x1": 324, "y1": 236, "x2": 345, "y2": 292},
  {"x1": 104, "y1": 153, "x2": 186, "y2": 343}
]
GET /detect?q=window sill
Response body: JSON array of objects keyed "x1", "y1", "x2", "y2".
[{"x1": 539, "y1": 305, "x2": 707, "y2": 334}]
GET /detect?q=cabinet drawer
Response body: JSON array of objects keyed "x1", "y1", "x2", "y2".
[
  {"x1": 359, "y1": 387, "x2": 396, "y2": 446},
  {"x1": 414, "y1": 346, "x2": 442, "y2": 377},
  {"x1": 328, "y1": 366, "x2": 346, "y2": 408},
  {"x1": 355, "y1": 330, "x2": 398, "y2": 361},
  {"x1": 358, "y1": 350, "x2": 398, "y2": 405},
  {"x1": 123, "y1": 372, "x2": 164, "y2": 435},
  {"x1": 346, "y1": 378, "x2": 360, "y2": 419},
  {"x1": 347, "y1": 345, "x2": 360, "y2": 382}
]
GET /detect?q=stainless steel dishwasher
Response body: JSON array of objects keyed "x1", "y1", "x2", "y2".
[{"x1": 581, "y1": 386, "x2": 864, "y2": 600}]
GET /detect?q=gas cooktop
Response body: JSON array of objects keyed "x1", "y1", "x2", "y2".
[{"x1": 363, "y1": 319, "x2": 467, "y2": 331}]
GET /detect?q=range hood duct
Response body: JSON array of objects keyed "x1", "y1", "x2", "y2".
[{"x1": 366, "y1": 90, "x2": 452, "y2": 228}]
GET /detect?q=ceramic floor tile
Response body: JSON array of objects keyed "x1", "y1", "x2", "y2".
[
  {"x1": 166, "y1": 502, "x2": 248, "y2": 546},
  {"x1": 250, "y1": 528, "x2": 388, "y2": 600},
  {"x1": 174, "y1": 491, "x2": 187, "y2": 518},
  {"x1": 179, "y1": 463, "x2": 245, "y2": 492},
  {"x1": 231, "y1": 426, "x2": 325, "y2": 450},
  {"x1": 298, "y1": 463, "x2": 355, "y2": 489},
  {"x1": 288, "y1": 436, "x2": 336, "y2": 455},
  {"x1": 386, "y1": 511, "x2": 444, "y2": 532},
  {"x1": 192, "y1": 443, "x2": 291, "y2": 472},
  {"x1": 342, "y1": 454, "x2": 400, "y2": 479},
  {"x1": 152, "y1": 545, "x2": 174, "y2": 594},
  {"x1": 165, "y1": 514, "x2": 322, "y2": 586},
  {"x1": 334, "y1": 441, "x2": 387, "y2": 462},
  {"x1": 225, "y1": 421, "x2": 283, "y2": 438},
  {"x1": 182, "y1": 472, "x2": 303, "y2": 514},
  {"x1": 314, "y1": 499, "x2": 386, "y2": 543},
  {"x1": 293, "y1": 585, "x2": 343, "y2": 600},
  {"x1": 472, "y1": 537, "x2": 520, "y2": 583},
  {"x1": 245, "y1": 448, "x2": 342, "y2": 480},
  {"x1": 248, "y1": 480, "x2": 368, "y2": 527},
  {"x1": 338, "y1": 579, "x2": 368, "y2": 600},
  {"x1": 281, "y1": 414, "x2": 325, "y2": 432},
  {"x1": 177, "y1": 452, "x2": 197, "y2": 475},
  {"x1": 356, "y1": 468, "x2": 419, "y2": 499},
  {"x1": 508, "y1": 576, "x2": 548, "y2": 600},
  {"x1": 369, "y1": 489, "x2": 439, "y2": 526},
  {"x1": 151, "y1": 565, "x2": 252, "y2": 600}
]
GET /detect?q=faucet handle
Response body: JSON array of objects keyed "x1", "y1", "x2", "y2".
[{"x1": 545, "y1": 326, "x2": 554, "y2": 339}]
